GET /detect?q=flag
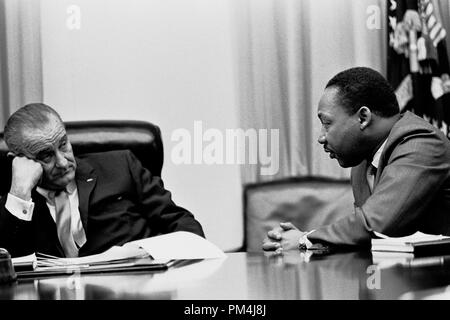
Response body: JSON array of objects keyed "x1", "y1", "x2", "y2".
[{"x1": 387, "y1": 0, "x2": 450, "y2": 138}]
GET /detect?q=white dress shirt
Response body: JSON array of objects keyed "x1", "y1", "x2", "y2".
[
  {"x1": 5, "y1": 181, "x2": 87, "y2": 249},
  {"x1": 367, "y1": 139, "x2": 388, "y2": 192}
]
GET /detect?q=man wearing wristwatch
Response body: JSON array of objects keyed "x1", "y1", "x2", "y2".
[{"x1": 263, "y1": 67, "x2": 450, "y2": 253}]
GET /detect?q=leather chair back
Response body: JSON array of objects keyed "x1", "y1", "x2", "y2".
[
  {"x1": 0, "y1": 120, "x2": 164, "y2": 196},
  {"x1": 244, "y1": 176, "x2": 354, "y2": 252}
]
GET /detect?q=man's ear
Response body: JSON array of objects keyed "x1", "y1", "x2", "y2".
[{"x1": 357, "y1": 106, "x2": 372, "y2": 130}]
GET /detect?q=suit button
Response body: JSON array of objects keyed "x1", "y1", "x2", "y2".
[{"x1": 22, "y1": 210, "x2": 27, "y2": 214}]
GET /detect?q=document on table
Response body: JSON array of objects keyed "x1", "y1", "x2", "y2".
[
  {"x1": 124, "y1": 231, "x2": 227, "y2": 260},
  {"x1": 54, "y1": 245, "x2": 149, "y2": 266},
  {"x1": 11, "y1": 253, "x2": 37, "y2": 265},
  {"x1": 12, "y1": 231, "x2": 226, "y2": 271}
]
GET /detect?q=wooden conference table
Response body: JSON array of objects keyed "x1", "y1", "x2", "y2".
[{"x1": 1, "y1": 251, "x2": 450, "y2": 300}]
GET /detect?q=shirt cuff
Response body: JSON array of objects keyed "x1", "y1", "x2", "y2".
[
  {"x1": 298, "y1": 230, "x2": 315, "y2": 250},
  {"x1": 5, "y1": 193, "x2": 35, "y2": 221},
  {"x1": 304, "y1": 234, "x2": 314, "y2": 249}
]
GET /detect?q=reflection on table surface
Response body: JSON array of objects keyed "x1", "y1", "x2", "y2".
[{"x1": 1, "y1": 251, "x2": 450, "y2": 300}]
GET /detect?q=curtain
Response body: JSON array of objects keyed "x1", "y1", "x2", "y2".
[
  {"x1": 231, "y1": 0, "x2": 387, "y2": 184},
  {"x1": 0, "y1": 0, "x2": 43, "y2": 130}
]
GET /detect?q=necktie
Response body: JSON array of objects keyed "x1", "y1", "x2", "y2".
[{"x1": 54, "y1": 190, "x2": 79, "y2": 258}]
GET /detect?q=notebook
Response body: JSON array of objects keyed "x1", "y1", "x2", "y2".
[{"x1": 371, "y1": 231, "x2": 450, "y2": 256}]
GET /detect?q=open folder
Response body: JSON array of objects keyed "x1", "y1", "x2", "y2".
[{"x1": 12, "y1": 231, "x2": 226, "y2": 279}]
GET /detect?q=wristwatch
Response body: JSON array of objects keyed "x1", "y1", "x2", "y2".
[{"x1": 298, "y1": 230, "x2": 315, "y2": 250}]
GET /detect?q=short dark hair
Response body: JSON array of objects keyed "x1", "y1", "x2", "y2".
[
  {"x1": 4, "y1": 103, "x2": 63, "y2": 154},
  {"x1": 325, "y1": 67, "x2": 400, "y2": 117}
]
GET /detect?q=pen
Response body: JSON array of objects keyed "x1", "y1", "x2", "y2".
[{"x1": 36, "y1": 252, "x2": 60, "y2": 259}]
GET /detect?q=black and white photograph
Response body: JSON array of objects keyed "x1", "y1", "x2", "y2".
[{"x1": 1, "y1": 0, "x2": 450, "y2": 310}]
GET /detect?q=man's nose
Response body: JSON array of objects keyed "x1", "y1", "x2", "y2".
[
  {"x1": 55, "y1": 151, "x2": 68, "y2": 168},
  {"x1": 318, "y1": 132, "x2": 326, "y2": 145}
]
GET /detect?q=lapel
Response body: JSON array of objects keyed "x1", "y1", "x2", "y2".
[
  {"x1": 75, "y1": 157, "x2": 97, "y2": 233},
  {"x1": 373, "y1": 161, "x2": 381, "y2": 189},
  {"x1": 371, "y1": 112, "x2": 410, "y2": 189},
  {"x1": 352, "y1": 112, "x2": 416, "y2": 206}
]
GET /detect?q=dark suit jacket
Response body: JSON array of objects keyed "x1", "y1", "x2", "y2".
[
  {"x1": 309, "y1": 111, "x2": 450, "y2": 247},
  {"x1": 0, "y1": 150, "x2": 204, "y2": 257}
]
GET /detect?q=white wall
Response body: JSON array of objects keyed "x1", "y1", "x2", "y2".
[{"x1": 40, "y1": 0, "x2": 243, "y2": 251}]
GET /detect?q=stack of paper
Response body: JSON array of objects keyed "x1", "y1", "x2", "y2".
[
  {"x1": 38, "y1": 246, "x2": 149, "y2": 267},
  {"x1": 11, "y1": 253, "x2": 37, "y2": 271},
  {"x1": 12, "y1": 231, "x2": 226, "y2": 276},
  {"x1": 371, "y1": 231, "x2": 450, "y2": 256}
]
